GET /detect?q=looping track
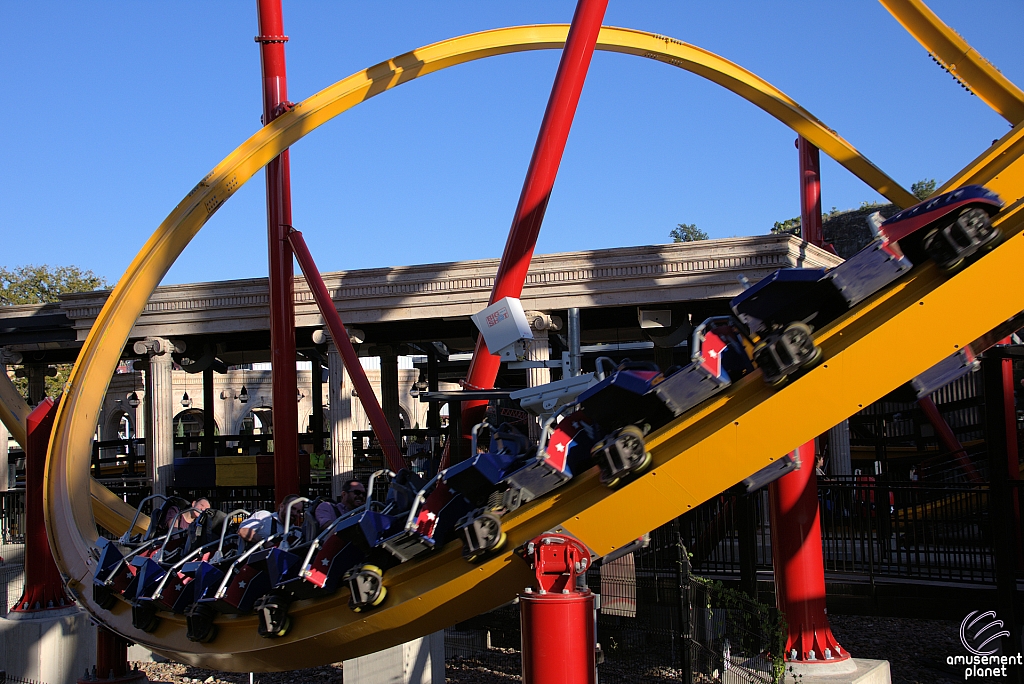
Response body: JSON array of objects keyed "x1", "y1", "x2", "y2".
[{"x1": 27, "y1": 14, "x2": 1024, "y2": 672}]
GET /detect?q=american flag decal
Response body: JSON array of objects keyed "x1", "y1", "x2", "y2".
[{"x1": 486, "y1": 307, "x2": 509, "y2": 327}]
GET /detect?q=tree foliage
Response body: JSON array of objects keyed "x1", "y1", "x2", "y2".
[
  {"x1": 2, "y1": 264, "x2": 106, "y2": 402},
  {"x1": 911, "y1": 178, "x2": 937, "y2": 201},
  {"x1": 0, "y1": 264, "x2": 108, "y2": 306},
  {"x1": 770, "y1": 217, "x2": 801, "y2": 236},
  {"x1": 670, "y1": 223, "x2": 709, "y2": 242}
]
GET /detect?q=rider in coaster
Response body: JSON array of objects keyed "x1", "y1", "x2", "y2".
[
  {"x1": 313, "y1": 480, "x2": 367, "y2": 530},
  {"x1": 238, "y1": 495, "x2": 305, "y2": 543}
]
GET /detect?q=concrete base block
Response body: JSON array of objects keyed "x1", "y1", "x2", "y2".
[
  {"x1": 0, "y1": 607, "x2": 97, "y2": 684},
  {"x1": 343, "y1": 631, "x2": 445, "y2": 684},
  {"x1": 786, "y1": 658, "x2": 891, "y2": 684},
  {"x1": 127, "y1": 643, "x2": 170, "y2": 664}
]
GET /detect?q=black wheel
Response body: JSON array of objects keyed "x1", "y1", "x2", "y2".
[
  {"x1": 615, "y1": 425, "x2": 647, "y2": 470},
  {"x1": 93, "y1": 584, "x2": 116, "y2": 610},
  {"x1": 347, "y1": 564, "x2": 385, "y2": 612},
  {"x1": 275, "y1": 615, "x2": 292, "y2": 638},
  {"x1": 781, "y1": 322, "x2": 820, "y2": 369}
]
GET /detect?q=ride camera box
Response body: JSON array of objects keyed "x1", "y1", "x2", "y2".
[
  {"x1": 471, "y1": 297, "x2": 533, "y2": 361},
  {"x1": 173, "y1": 456, "x2": 216, "y2": 488}
]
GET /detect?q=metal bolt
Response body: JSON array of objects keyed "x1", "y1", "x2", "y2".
[
  {"x1": 538, "y1": 589, "x2": 547, "y2": 595},
  {"x1": 807, "y1": 650, "x2": 816, "y2": 661},
  {"x1": 524, "y1": 587, "x2": 533, "y2": 594},
  {"x1": 790, "y1": 649, "x2": 797, "y2": 660},
  {"x1": 562, "y1": 589, "x2": 570, "y2": 594},
  {"x1": 825, "y1": 648, "x2": 833, "y2": 660}
]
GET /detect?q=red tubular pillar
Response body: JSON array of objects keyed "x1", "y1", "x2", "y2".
[
  {"x1": 519, "y1": 534, "x2": 596, "y2": 684},
  {"x1": 256, "y1": 0, "x2": 300, "y2": 505},
  {"x1": 769, "y1": 442, "x2": 848, "y2": 663},
  {"x1": 447, "y1": 0, "x2": 608, "y2": 466},
  {"x1": 11, "y1": 398, "x2": 72, "y2": 613},
  {"x1": 767, "y1": 139, "x2": 847, "y2": 665},
  {"x1": 286, "y1": 229, "x2": 404, "y2": 472},
  {"x1": 797, "y1": 137, "x2": 823, "y2": 247},
  {"x1": 998, "y1": 352, "x2": 1023, "y2": 570},
  {"x1": 77, "y1": 626, "x2": 147, "y2": 683}
]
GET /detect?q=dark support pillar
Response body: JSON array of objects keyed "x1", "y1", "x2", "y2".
[
  {"x1": 983, "y1": 350, "x2": 1022, "y2": 675},
  {"x1": 736, "y1": 493, "x2": 759, "y2": 600},
  {"x1": 448, "y1": 401, "x2": 463, "y2": 465},
  {"x1": 312, "y1": 360, "x2": 325, "y2": 454},
  {"x1": 202, "y1": 366, "x2": 215, "y2": 457},
  {"x1": 378, "y1": 348, "x2": 402, "y2": 447},
  {"x1": 427, "y1": 350, "x2": 440, "y2": 431},
  {"x1": 653, "y1": 347, "x2": 675, "y2": 372}
]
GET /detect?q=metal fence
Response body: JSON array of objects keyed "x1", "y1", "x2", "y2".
[
  {"x1": 1, "y1": 491, "x2": 25, "y2": 545},
  {"x1": 685, "y1": 577, "x2": 781, "y2": 684},
  {"x1": 680, "y1": 478, "x2": 998, "y2": 585}
]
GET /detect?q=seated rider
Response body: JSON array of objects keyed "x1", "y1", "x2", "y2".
[
  {"x1": 314, "y1": 479, "x2": 367, "y2": 530},
  {"x1": 238, "y1": 495, "x2": 305, "y2": 544}
]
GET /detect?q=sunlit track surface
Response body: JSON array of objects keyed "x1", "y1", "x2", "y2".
[{"x1": 39, "y1": 24, "x2": 1024, "y2": 671}]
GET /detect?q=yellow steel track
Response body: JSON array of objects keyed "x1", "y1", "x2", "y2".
[{"x1": 17, "y1": 19, "x2": 1021, "y2": 672}]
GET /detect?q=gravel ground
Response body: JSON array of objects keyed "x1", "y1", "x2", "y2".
[
  {"x1": 133, "y1": 615, "x2": 981, "y2": 683},
  {"x1": 828, "y1": 614, "x2": 966, "y2": 684}
]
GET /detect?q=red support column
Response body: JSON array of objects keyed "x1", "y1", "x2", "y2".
[
  {"x1": 769, "y1": 442, "x2": 848, "y2": 663},
  {"x1": 447, "y1": 0, "x2": 608, "y2": 466},
  {"x1": 11, "y1": 398, "x2": 73, "y2": 613},
  {"x1": 77, "y1": 626, "x2": 147, "y2": 683},
  {"x1": 519, "y1": 534, "x2": 595, "y2": 684},
  {"x1": 797, "y1": 137, "x2": 823, "y2": 247},
  {"x1": 286, "y1": 229, "x2": 404, "y2": 472},
  {"x1": 256, "y1": 0, "x2": 300, "y2": 506},
  {"x1": 767, "y1": 139, "x2": 848, "y2": 666}
]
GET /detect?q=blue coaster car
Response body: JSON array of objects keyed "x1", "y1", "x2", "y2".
[
  {"x1": 876, "y1": 184, "x2": 1002, "y2": 271},
  {"x1": 442, "y1": 416, "x2": 593, "y2": 561},
  {"x1": 331, "y1": 469, "x2": 473, "y2": 613},
  {"x1": 732, "y1": 185, "x2": 1002, "y2": 385},
  {"x1": 580, "y1": 317, "x2": 755, "y2": 485},
  {"x1": 91, "y1": 495, "x2": 189, "y2": 610},
  {"x1": 131, "y1": 505, "x2": 230, "y2": 633}
]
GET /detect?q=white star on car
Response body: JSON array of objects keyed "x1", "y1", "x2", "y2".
[
  {"x1": 238, "y1": 580, "x2": 247, "y2": 589},
  {"x1": 321, "y1": 558, "x2": 330, "y2": 567},
  {"x1": 555, "y1": 442, "x2": 565, "y2": 452}
]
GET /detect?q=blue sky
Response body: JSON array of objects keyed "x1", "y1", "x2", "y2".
[{"x1": 2, "y1": 1, "x2": 1021, "y2": 287}]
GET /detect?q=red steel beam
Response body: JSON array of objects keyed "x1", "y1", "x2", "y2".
[
  {"x1": 449, "y1": 0, "x2": 608, "y2": 466},
  {"x1": 797, "y1": 136, "x2": 823, "y2": 247},
  {"x1": 287, "y1": 229, "x2": 404, "y2": 472},
  {"x1": 768, "y1": 138, "x2": 847, "y2": 664},
  {"x1": 256, "y1": 0, "x2": 300, "y2": 505},
  {"x1": 12, "y1": 399, "x2": 72, "y2": 613}
]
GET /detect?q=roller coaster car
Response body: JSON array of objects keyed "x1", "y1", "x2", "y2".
[
  {"x1": 336, "y1": 469, "x2": 473, "y2": 613},
  {"x1": 580, "y1": 318, "x2": 756, "y2": 485},
  {"x1": 131, "y1": 506, "x2": 230, "y2": 633},
  {"x1": 289, "y1": 470, "x2": 395, "y2": 601},
  {"x1": 732, "y1": 185, "x2": 1003, "y2": 386},
  {"x1": 91, "y1": 495, "x2": 190, "y2": 609},
  {"x1": 445, "y1": 415, "x2": 594, "y2": 562},
  {"x1": 184, "y1": 508, "x2": 287, "y2": 641},
  {"x1": 876, "y1": 184, "x2": 1003, "y2": 271}
]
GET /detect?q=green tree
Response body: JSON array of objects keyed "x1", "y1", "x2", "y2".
[
  {"x1": 770, "y1": 217, "x2": 801, "y2": 236},
  {"x1": 670, "y1": 223, "x2": 709, "y2": 242},
  {"x1": 0, "y1": 264, "x2": 107, "y2": 306},
  {"x1": 2, "y1": 264, "x2": 107, "y2": 401},
  {"x1": 911, "y1": 178, "x2": 937, "y2": 201}
]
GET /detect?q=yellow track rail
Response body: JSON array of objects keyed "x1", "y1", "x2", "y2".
[
  {"x1": 26, "y1": 22, "x2": 1023, "y2": 671},
  {"x1": 880, "y1": 0, "x2": 1024, "y2": 125}
]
